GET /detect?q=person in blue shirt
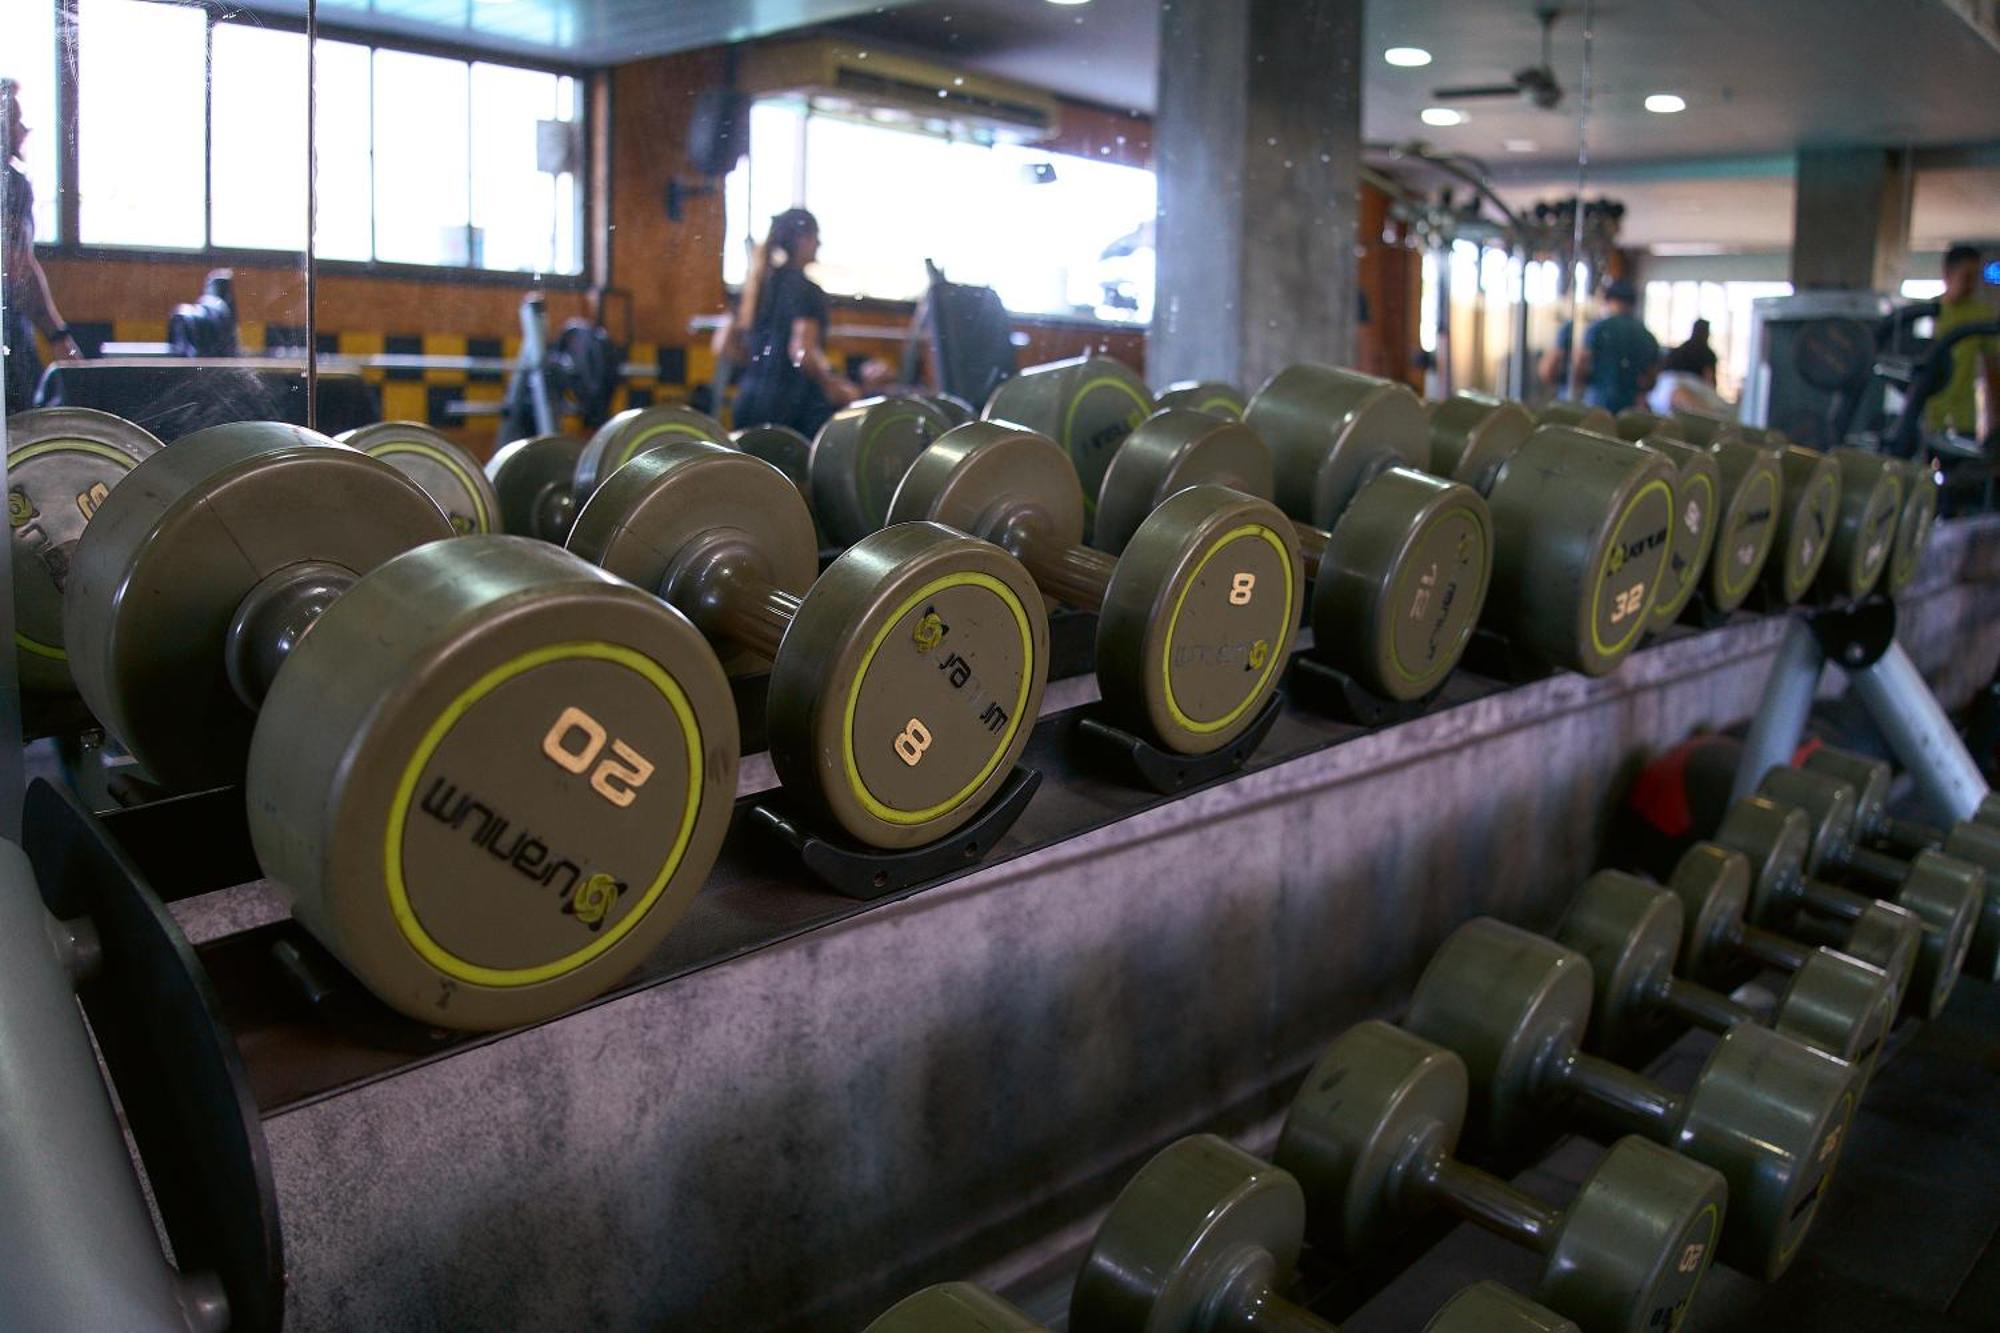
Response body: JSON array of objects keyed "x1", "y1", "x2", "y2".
[{"x1": 1539, "y1": 280, "x2": 1661, "y2": 414}]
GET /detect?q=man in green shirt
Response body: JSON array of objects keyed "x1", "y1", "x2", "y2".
[{"x1": 1925, "y1": 244, "x2": 2000, "y2": 441}]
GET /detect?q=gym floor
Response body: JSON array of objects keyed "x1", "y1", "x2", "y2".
[{"x1": 1348, "y1": 979, "x2": 2000, "y2": 1332}]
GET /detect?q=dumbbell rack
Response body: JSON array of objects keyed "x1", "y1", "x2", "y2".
[
  {"x1": 1734, "y1": 595, "x2": 1990, "y2": 821},
  {"x1": 21, "y1": 778, "x2": 283, "y2": 1332},
  {"x1": 21, "y1": 513, "x2": 2000, "y2": 1331}
]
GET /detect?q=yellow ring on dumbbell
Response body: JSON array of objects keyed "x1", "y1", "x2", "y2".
[{"x1": 383, "y1": 639, "x2": 705, "y2": 988}]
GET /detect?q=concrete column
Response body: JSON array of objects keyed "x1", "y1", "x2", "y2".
[
  {"x1": 1152, "y1": 0, "x2": 1363, "y2": 392},
  {"x1": 1790, "y1": 145, "x2": 1912, "y2": 292}
]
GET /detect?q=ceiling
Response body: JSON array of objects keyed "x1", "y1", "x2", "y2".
[
  {"x1": 264, "y1": 0, "x2": 2000, "y2": 254},
  {"x1": 828, "y1": 0, "x2": 2000, "y2": 173}
]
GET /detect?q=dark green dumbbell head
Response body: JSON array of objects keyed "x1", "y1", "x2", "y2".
[
  {"x1": 1799, "y1": 746, "x2": 1890, "y2": 837},
  {"x1": 1676, "y1": 1024, "x2": 1858, "y2": 1278},
  {"x1": 1665, "y1": 843, "x2": 1755, "y2": 985},
  {"x1": 1484, "y1": 426, "x2": 1675, "y2": 676},
  {"x1": 1425, "y1": 1283, "x2": 1583, "y2": 1333},
  {"x1": 572, "y1": 404, "x2": 730, "y2": 504},
  {"x1": 730, "y1": 423, "x2": 812, "y2": 494},
  {"x1": 1773, "y1": 949, "x2": 1896, "y2": 1081},
  {"x1": 487, "y1": 433, "x2": 586, "y2": 541},
  {"x1": 1711, "y1": 797, "x2": 1813, "y2": 927},
  {"x1": 1841, "y1": 900, "x2": 1924, "y2": 1013},
  {"x1": 1755, "y1": 766, "x2": 1859, "y2": 875},
  {"x1": 1766, "y1": 445, "x2": 1842, "y2": 604},
  {"x1": 1815, "y1": 449, "x2": 1903, "y2": 602},
  {"x1": 1978, "y1": 792, "x2": 2000, "y2": 830},
  {"x1": 1939, "y1": 822, "x2": 2000, "y2": 983},
  {"x1": 918, "y1": 392, "x2": 978, "y2": 429},
  {"x1": 809, "y1": 395, "x2": 954, "y2": 546},
  {"x1": 1405, "y1": 917, "x2": 1594, "y2": 1143},
  {"x1": 1704, "y1": 439, "x2": 1783, "y2": 612},
  {"x1": 62, "y1": 423, "x2": 453, "y2": 791},
  {"x1": 249, "y1": 535, "x2": 738, "y2": 1030},
  {"x1": 1155, "y1": 380, "x2": 1248, "y2": 420},
  {"x1": 1538, "y1": 1138, "x2": 1722, "y2": 1333},
  {"x1": 1666, "y1": 412, "x2": 1741, "y2": 448},
  {"x1": 1275, "y1": 1019, "x2": 1471, "y2": 1252},
  {"x1": 1614, "y1": 409, "x2": 1667, "y2": 442},
  {"x1": 1275, "y1": 1020, "x2": 1721, "y2": 1333},
  {"x1": 1536, "y1": 401, "x2": 1617, "y2": 435},
  {"x1": 1070, "y1": 1135, "x2": 1313, "y2": 1333},
  {"x1": 339, "y1": 420, "x2": 500, "y2": 536},
  {"x1": 1244, "y1": 364, "x2": 1431, "y2": 528},
  {"x1": 1557, "y1": 871, "x2": 1686, "y2": 1055},
  {"x1": 983, "y1": 356, "x2": 1155, "y2": 519},
  {"x1": 1427, "y1": 391, "x2": 1534, "y2": 489},
  {"x1": 1886, "y1": 458, "x2": 1938, "y2": 594},
  {"x1": 5, "y1": 406, "x2": 163, "y2": 696},
  {"x1": 1099, "y1": 483, "x2": 1302, "y2": 752},
  {"x1": 1315, "y1": 467, "x2": 1492, "y2": 701},
  {"x1": 892, "y1": 422, "x2": 1298, "y2": 756},
  {"x1": 573, "y1": 441, "x2": 1049, "y2": 849},
  {"x1": 864, "y1": 1284, "x2": 1045, "y2": 1332},
  {"x1": 1635, "y1": 437, "x2": 1720, "y2": 628},
  {"x1": 1091, "y1": 409, "x2": 1274, "y2": 555},
  {"x1": 1890, "y1": 849, "x2": 1980, "y2": 1020}
]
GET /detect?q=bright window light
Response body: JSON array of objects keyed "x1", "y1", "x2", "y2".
[
  {"x1": 1644, "y1": 93, "x2": 1688, "y2": 114},
  {"x1": 1384, "y1": 47, "x2": 1432, "y2": 67},
  {"x1": 1420, "y1": 107, "x2": 1467, "y2": 127}
]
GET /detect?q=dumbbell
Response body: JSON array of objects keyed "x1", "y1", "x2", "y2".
[
  {"x1": 64, "y1": 423, "x2": 738, "y2": 1028},
  {"x1": 1662, "y1": 842, "x2": 1908, "y2": 1069},
  {"x1": 1810, "y1": 448, "x2": 1904, "y2": 603},
  {"x1": 1425, "y1": 390, "x2": 1676, "y2": 675},
  {"x1": 569, "y1": 440, "x2": 1047, "y2": 846},
  {"x1": 1613, "y1": 409, "x2": 1664, "y2": 441},
  {"x1": 887, "y1": 422, "x2": 1295, "y2": 755},
  {"x1": 983, "y1": 355, "x2": 1156, "y2": 529},
  {"x1": 1802, "y1": 745, "x2": 2000, "y2": 939},
  {"x1": 1753, "y1": 757, "x2": 1998, "y2": 984},
  {"x1": 1407, "y1": 916, "x2": 1859, "y2": 1279},
  {"x1": 1072, "y1": 1134, "x2": 1615, "y2": 1333},
  {"x1": 1760, "y1": 444, "x2": 1842, "y2": 605},
  {"x1": 869, "y1": 1179, "x2": 1586, "y2": 1333},
  {"x1": 730, "y1": 424, "x2": 811, "y2": 496},
  {"x1": 865, "y1": 1284, "x2": 1045, "y2": 1331},
  {"x1": 1707, "y1": 792, "x2": 1977, "y2": 1020},
  {"x1": 1535, "y1": 401, "x2": 1617, "y2": 435},
  {"x1": 1630, "y1": 434, "x2": 1720, "y2": 629},
  {"x1": 1437, "y1": 402, "x2": 1712, "y2": 632},
  {"x1": 1558, "y1": 867, "x2": 1896, "y2": 1076},
  {"x1": 6, "y1": 406, "x2": 163, "y2": 696},
  {"x1": 1154, "y1": 379, "x2": 1247, "y2": 420},
  {"x1": 1701, "y1": 432, "x2": 1785, "y2": 614},
  {"x1": 1885, "y1": 457, "x2": 1939, "y2": 595},
  {"x1": 487, "y1": 404, "x2": 730, "y2": 541},
  {"x1": 1091, "y1": 405, "x2": 1491, "y2": 703},
  {"x1": 808, "y1": 395, "x2": 954, "y2": 546},
  {"x1": 572, "y1": 404, "x2": 730, "y2": 504},
  {"x1": 336, "y1": 421, "x2": 500, "y2": 536},
  {"x1": 920, "y1": 392, "x2": 977, "y2": 428}
]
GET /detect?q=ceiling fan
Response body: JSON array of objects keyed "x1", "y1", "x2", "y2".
[{"x1": 1432, "y1": 5, "x2": 1566, "y2": 111}]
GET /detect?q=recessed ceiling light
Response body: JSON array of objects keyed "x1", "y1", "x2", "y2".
[
  {"x1": 1503, "y1": 138, "x2": 1538, "y2": 153},
  {"x1": 1420, "y1": 107, "x2": 1467, "y2": 127},
  {"x1": 1384, "y1": 46, "x2": 1432, "y2": 67},
  {"x1": 1645, "y1": 93, "x2": 1688, "y2": 114},
  {"x1": 1044, "y1": 0, "x2": 1091, "y2": 6}
]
